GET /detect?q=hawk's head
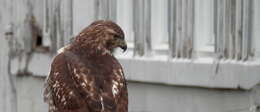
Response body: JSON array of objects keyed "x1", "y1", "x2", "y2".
[{"x1": 75, "y1": 20, "x2": 127, "y2": 53}]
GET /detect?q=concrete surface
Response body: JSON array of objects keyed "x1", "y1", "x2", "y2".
[{"x1": 17, "y1": 76, "x2": 260, "y2": 112}]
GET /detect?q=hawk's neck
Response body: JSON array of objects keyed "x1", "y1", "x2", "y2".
[{"x1": 67, "y1": 42, "x2": 113, "y2": 58}]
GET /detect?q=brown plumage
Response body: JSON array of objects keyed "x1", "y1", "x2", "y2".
[{"x1": 43, "y1": 20, "x2": 128, "y2": 112}]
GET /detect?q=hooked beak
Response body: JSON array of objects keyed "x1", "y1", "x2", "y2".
[{"x1": 119, "y1": 39, "x2": 127, "y2": 52}]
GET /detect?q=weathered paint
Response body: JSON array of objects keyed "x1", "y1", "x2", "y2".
[
  {"x1": 168, "y1": 0, "x2": 194, "y2": 59},
  {"x1": 0, "y1": 0, "x2": 72, "y2": 111},
  {"x1": 215, "y1": 0, "x2": 254, "y2": 60},
  {"x1": 0, "y1": 0, "x2": 17, "y2": 112},
  {"x1": 133, "y1": 0, "x2": 152, "y2": 57}
]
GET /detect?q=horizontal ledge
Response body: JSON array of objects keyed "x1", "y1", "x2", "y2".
[
  {"x1": 10, "y1": 53, "x2": 260, "y2": 90},
  {"x1": 118, "y1": 56, "x2": 260, "y2": 90}
]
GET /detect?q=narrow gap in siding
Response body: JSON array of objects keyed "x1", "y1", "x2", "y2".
[{"x1": 36, "y1": 35, "x2": 43, "y2": 47}]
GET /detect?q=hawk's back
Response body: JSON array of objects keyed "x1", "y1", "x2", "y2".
[{"x1": 44, "y1": 48, "x2": 128, "y2": 112}]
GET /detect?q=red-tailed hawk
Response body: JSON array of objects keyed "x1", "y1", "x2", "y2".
[{"x1": 43, "y1": 20, "x2": 128, "y2": 112}]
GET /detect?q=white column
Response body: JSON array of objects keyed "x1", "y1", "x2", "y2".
[
  {"x1": 194, "y1": 0, "x2": 214, "y2": 57},
  {"x1": 235, "y1": 0, "x2": 243, "y2": 60},
  {"x1": 253, "y1": 0, "x2": 260, "y2": 59},
  {"x1": 151, "y1": 0, "x2": 168, "y2": 50},
  {"x1": 116, "y1": 0, "x2": 134, "y2": 44},
  {"x1": 73, "y1": 0, "x2": 95, "y2": 35},
  {"x1": 168, "y1": 0, "x2": 176, "y2": 58},
  {"x1": 133, "y1": 0, "x2": 151, "y2": 56},
  {"x1": 241, "y1": 0, "x2": 253, "y2": 60},
  {"x1": 169, "y1": 0, "x2": 194, "y2": 59},
  {"x1": 62, "y1": 0, "x2": 73, "y2": 45}
]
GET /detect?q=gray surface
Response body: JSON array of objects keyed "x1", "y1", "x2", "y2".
[{"x1": 16, "y1": 76, "x2": 259, "y2": 112}]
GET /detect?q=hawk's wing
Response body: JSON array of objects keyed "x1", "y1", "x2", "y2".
[
  {"x1": 44, "y1": 51, "x2": 128, "y2": 112},
  {"x1": 44, "y1": 53, "x2": 88, "y2": 112}
]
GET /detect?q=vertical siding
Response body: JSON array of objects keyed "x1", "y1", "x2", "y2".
[
  {"x1": 168, "y1": 0, "x2": 177, "y2": 58},
  {"x1": 144, "y1": 0, "x2": 152, "y2": 56},
  {"x1": 0, "y1": 1, "x2": 16, "y2": 112},
  {"x1": 44, "y1": 0, "x2": 73, "y2": 51},
  {"x1": 235, "y1": 0, "x2": 243, "y2": 60},
  {"x1": 168, "y1": 0, "x2": 194, "y2": 58},
  {"x1": 133, "y1": 0, "x2": 144, "y2": 56},
  {"x1": 194, "y1": 0, "x2": 214, "y2": 56},
  {"x1": 253, "y1": 0, "x2": 260, "y2": 57},
  {"x1": 94, "y1": 0, "x2": 117, "y2": 21},
  {"x1": 186, "y1": 0, "x2": 194, "y2": 58},
  {"x1": 133, "y1": 0, "x2": 152, "y2": 56},
  {"x1": 73, "y1": 0, "x2": 96, "y2": 35},
  {"x1": 151, "y1": 0, "x2": 168, "y2": 52},
  {"x1": 241, "y1": 0, "x2": 253, "y2": 60},
  {"x1": 215, "y1": 0, "x2": 225, "y2": 59},
  {"x1": 116, "y1": 0, "x2": 134, "y2": 43},
  {"x1": 215, "y1": 0, "x2": 253, "y2": 60},
  {"x1": 0, "y1": 1, "x2": 74, "y2": 111}
]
